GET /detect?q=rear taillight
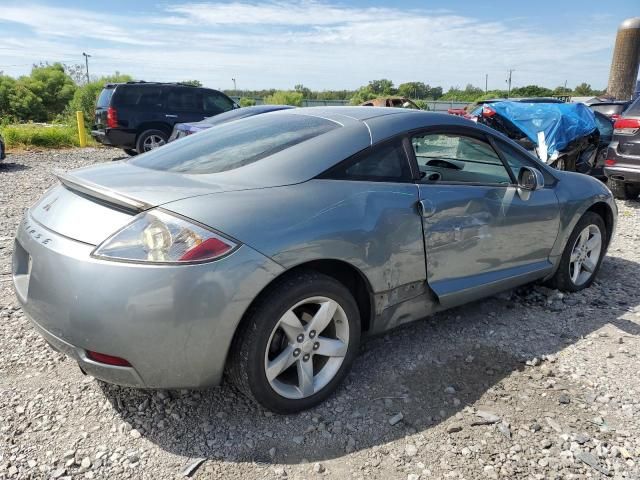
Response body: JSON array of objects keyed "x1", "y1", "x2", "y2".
[
  {"x1": 613, "y1": 118, "x2": 640, "y2": 135},
  {"x1": 86, "y1": 350, "x2": 131, "y2": 367},
  {"x1": 611, "y1": 114, "x2": 621, "y2": 122},
  {"x1": 92, "y1": 209, "x2": 238, "y2": 264},
  {"x1": 605, "y1": 159, "x2": 616, "y2": 166},
  {"x1": 482, "y1": 106, "x2": 496, "y2": 118},
  {"x1": 106, "y1": 107, "x2": 118, "y2": 128}
]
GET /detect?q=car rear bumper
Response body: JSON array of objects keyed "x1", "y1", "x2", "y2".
[
  {"x1": 604, "y1": 165, "x2": 640, "y2": 184},
  {"x1": 12, "y1": 210, "x2": 284, "y2": 388},
  {"x1": 91, "y1": 128, "x2": 137, "y2": 149}
]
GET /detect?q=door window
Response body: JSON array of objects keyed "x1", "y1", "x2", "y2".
[
  {"x1": 412, "y1": 133, "x2": 511, "y2": 185},
  {"x1": 322, "y1": 141, "x2": 411, "y2": 182},
  {"x1": 203, "y1": 91, "x2": 235, "y2": 115},
  {"x1": 494, "y1": 139, "x2": 555, "y2": 185}
]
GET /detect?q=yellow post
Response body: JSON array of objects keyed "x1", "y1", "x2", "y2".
[{"x1": 76, "y1": 111, "x2": 87, "y2": 147}]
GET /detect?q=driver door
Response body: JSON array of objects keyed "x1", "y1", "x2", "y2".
[{"x1": 410, "y1": 127, "x2": 560, "y2": 307}]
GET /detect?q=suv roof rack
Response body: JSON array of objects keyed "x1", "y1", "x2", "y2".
[{"x1": 103, "y1": 81, "x2": 200, "y2": 88}]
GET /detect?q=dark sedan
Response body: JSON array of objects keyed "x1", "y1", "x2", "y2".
[{"x1": 168, "y1": 104, "x2": 295, "y2": 142}]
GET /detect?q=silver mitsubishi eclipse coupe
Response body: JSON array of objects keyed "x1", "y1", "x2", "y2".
[{"x1": 13, "y1": 107, "x2": 616, "y2": 413}]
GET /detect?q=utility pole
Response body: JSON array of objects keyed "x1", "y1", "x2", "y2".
[
  {"x1": 232, "y1": 78, "x2": 236, "y2": 92},
  {"x1": 82, "y1": 52, "x2": 91, "y2": 84},
  {"x1": 485, "y1": 74, "x2": 488, "y2": 94},
  {"x1": 563, "y1": 79, "x2": 568, "y2": 94},
  {"x1": 506, "y1": 69, "x2": 514, "y2": 98}
]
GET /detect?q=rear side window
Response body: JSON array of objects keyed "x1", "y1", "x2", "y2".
[
  {"x1": 203, "y1": 91, "x2": 235, "y2": 115},
  {"x1": 131, "y1": 114, "x2": 339, "y2": 174},
  {"x1": 322, "y1": 141, "x2": 411, "y2": 182},
  {"x1": 167, "y1": 88, "x2": 200, "y2": 112},
  {"x1": 96, "y1": 88, "x2": 114, "y2": 108},
  {"x1": 113, "y1": 86, "x2": 163, "y2": 109}
]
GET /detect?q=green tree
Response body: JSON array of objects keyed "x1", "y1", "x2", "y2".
[
  {"x1": 510, "y1": 85, "x2": 553, "y2": 98},
  {"x1": 573, "y1": 83, "x2": 593, "y2": 96},
  {"x1": 180, "y1": 80, "x2": 202, "y2": 87},
  {"x1": 552, "y1": 85, "x2": 571, "y2": 96},
  {"x1": 239, "y1": 97, "x2": 256, "y2": 107},
  {"x1": 441, "y1": 84, "x2": 484, "y2": 102},
  {"x1": 7, "y1": 82, "x2": 43, "y2": 121},
  {"x1": 264, "y1": 90, "x2": 303, "y2": 106},
  {"x1": 0, "y1": 75, "x2": 17, "y2": 120},
  {"x1": 427, "y1": 86, "x2": 443, "y2": 100},
  {"x1": 398, "y1": 82, "x2": 428, "y2": 99},
  {"x1": 368, "y1": 79, "x2": 395, "y2": 95},
  {"x1": 20, "y1": 63, "x2": 77, "y2": 121},
  {"x1": 294, "y1": 84, "x2": 312, "y2": 98}
]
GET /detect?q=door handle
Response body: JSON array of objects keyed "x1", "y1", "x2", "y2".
[
  {"x1": 418, "y1": 199, "x2": 436, "y2": 218},
  {"x1": 165, "y1": 114, "x2": 178, "y2": 118}
]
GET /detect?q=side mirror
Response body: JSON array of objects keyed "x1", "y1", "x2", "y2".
[{"x1": 518, "y1": 166, "x2": 544, "y2": 191}]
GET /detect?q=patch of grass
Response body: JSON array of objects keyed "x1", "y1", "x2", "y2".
[{"x1": 0, "y1": 123, "x2": 95, "y2": 150}]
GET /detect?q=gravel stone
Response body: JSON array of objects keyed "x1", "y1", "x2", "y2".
[{"x1": 0, "y1": 149, "x2": 638, "y2": 479}]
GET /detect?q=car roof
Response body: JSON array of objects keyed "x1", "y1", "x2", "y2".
[{"x1": 282, "y1": 106, "x2": 480, "y2": 143}]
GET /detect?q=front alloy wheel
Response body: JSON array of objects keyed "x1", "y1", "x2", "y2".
[
  {"x1": 568, "y1": 224, "x2": 602, "y2": 286},
  {"x1": 547, "y1": 211, "x2": 606, "y2": 292},
  {"x1": 228, "y1": 271, "x2": 360, "y2": 413}
]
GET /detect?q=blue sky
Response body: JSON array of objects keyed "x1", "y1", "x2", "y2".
[{"x1": 0, "y1": 1, "x2": 638, "y2": 91}]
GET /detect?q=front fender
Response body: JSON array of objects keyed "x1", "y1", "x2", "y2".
[{"x1": 547, "y1": 171, "x2": 616, "y2": 276}]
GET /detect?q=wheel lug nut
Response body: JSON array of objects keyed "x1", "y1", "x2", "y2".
[
  {"x1": 297, "y1": 334, "x2": 304, "y2": 343},
  {"x1": 293, "y1": 348, "x2": 300, "y2": 357},
  {"x1": 313, "y1": 342, "x2": 319, "y2": 350},
  {"x1": 303, "y1": 354, "x2": 310, "y2": 362},
  {"x1": 309, "y1": 330, "x2": 316, "y2": 339}
]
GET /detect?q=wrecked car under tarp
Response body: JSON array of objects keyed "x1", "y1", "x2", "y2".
[{"x1": 475, "y1": 101, "x2": 600, "y2": 174}]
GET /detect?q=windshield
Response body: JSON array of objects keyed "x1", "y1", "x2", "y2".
[{"x1": 131, "y1": 114, "x2": 339, "y2": 174}]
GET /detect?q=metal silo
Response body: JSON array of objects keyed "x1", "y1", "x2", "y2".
[{"x1": 607, "y1": 18, "x2": 640, "y2": 100}]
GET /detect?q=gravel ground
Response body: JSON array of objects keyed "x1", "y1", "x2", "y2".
[{"x1": 1, "y1": 148, "x2": 639, "y2": 480}]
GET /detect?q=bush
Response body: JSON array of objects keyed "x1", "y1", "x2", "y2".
[
  {"x1": 239, "y1": 97, "x2": 256, "y2": 107},
  {"x1": 264, "y1": 91, "x2": 303, "y2": 106},
  {"x1": 0, "y1": 123, "x2": 87, "y2": 149},
  {"x1": 413, "y1": 99, "x2": 429, "y2": 110}
]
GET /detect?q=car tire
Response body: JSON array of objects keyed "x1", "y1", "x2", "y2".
[
  {"x1": 227, "y1": 270, "x2": 361, "y2": 413},
  {"x1": 547, "y1": 212, "x2": 606, "y2": 292},
  {"x1": 608, "y1": 178, "x2": 639, "y2": 200},
  {"x1": 123, "y1": 148, "x2": 138, "y2": 156},
  {"x1": 135, "y1": 129, "x2": 168, "y2": 153}
]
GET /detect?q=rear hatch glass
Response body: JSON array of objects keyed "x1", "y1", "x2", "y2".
[
  {"x1": 130, "y1": 114, "x2": 339, "y2": 174},
  {"x1": 96, "y1": 87, "x2": 115, "y2": 108},
  {"x1": 624, "y1": 97, "x2": 640, "y2": 117},
  {"x1": 94, "y1": 87, "x2": 115, "y2": 129}
]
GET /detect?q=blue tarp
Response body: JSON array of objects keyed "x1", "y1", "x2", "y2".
[{"x1": 480, "y1": 101, "x2": 598, "y2": 158}]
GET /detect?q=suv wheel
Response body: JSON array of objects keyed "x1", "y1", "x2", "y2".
[
  {"x1": 609, "y1": 178, "x2": 640, "y2": 200},
  {"x1": 136, "y1": 129, "x2": 168, "y2": 153},
  {"x1": 547, "y1": 212, "x2": 606, "y2": 292},
  {"x1": 228, "y1": 270, "x2": 361, "y2": 413}
]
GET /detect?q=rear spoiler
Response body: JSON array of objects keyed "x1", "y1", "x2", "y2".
[{"x1": 55, "y1": 170, "x2": 152, "y2": 213}]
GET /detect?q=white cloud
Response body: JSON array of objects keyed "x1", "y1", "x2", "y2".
[{"x1": 0, "y1": 1, "x2": 616, "y2": 90}]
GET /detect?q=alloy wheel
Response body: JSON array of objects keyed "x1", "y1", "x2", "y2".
[
  {"x1": 569, "y1": 224, "x2": 602, "y2": 286},
  {"x1": 264, "y1": 296, "x2": 349, "y2": 399},
  {"x1": 142, "y1": 134, "x2": 166, "y2": 151}
]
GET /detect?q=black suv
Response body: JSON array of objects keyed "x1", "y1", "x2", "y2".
[
  {"x1": 604, "y1": 96, "x2": 640, "y2": 199},
  {"x1": 91, "y1": 82, "x2": 237, "y2": 155}
]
